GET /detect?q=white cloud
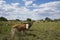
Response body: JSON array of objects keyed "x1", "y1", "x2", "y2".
[
  {"x1": 33, "y1": 1, "x2": 60, "y2": 15},
  {"x1": 0, "y1": 0, "x2": 60, "y2": 20},
  {"x1": 25, "y1": 1, "x2": 32, "y2": 6},
  {"x1": 32, "y1": 4, "x2": 38, "y2": 7},
  {"x1": 23, "y1": 0, "x2": 35, "y2": 6},
  {"x1": 11, "y1": 3, "x2": 20, "y2": 6}
]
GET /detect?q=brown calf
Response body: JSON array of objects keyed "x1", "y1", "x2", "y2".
[{"x1": 10, "y1": 22, "x2": 33, "y2": 40}]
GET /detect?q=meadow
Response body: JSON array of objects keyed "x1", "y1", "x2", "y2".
[{"x1": 0, "y1": 21, "x2": 60, "y2": 40}]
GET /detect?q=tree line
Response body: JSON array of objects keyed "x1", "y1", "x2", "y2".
[{"x1": 0, "y1": 17, "x2": 60, "y2": 22}]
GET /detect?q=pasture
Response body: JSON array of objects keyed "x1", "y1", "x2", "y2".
[{"x1": 0, "y1": 21, "x2": 60, "y2": 40}]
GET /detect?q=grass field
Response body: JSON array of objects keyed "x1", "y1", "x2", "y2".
[{"x1": 0, "y1": 21, "x2": 60, "y2": 40}]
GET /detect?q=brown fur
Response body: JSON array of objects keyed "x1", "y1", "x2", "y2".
[
  {"x1": 12, "y1": 23, "x2": 26, "y2": 31},
  {"x1": 11, "y1": 22, "x2": 33, "y2": 40}
]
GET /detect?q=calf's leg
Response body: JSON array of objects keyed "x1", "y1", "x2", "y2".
[{"x1": 10, "y1": 28, "x2": 16, "y2": 40}]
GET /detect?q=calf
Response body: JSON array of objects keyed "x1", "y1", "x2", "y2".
[{"x1": 11, "y1": 22, "x2": 33, "y2": 40}]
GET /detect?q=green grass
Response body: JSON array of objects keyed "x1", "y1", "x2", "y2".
[{"x1": 0, "y1": 21, "x2": 60, "y2": 40}]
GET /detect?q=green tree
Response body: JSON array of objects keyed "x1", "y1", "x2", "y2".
[
  {"x1": 54, "y1": 19, "x2": 60, "y2": 22},
  {"x1": 16, "y1": 19, "x2": 20, "y2": 21},
  {"x1": 45, "y1": 17, "x2": 52, "y2": 22},
  {"x1": 26, "y1": 18, "x2": 32, "y2": 22},
  {"x1": 0, "y1": 17, "x2": 8, "y2": 21}
]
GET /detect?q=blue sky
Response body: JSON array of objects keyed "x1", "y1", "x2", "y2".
[
  {"x1": 4, "y1": 0, "x2": 60, "y2": 4},
  {"x1": 0, "y1": 0, "x2": 60, "y2": 20},
  {"x1": 4, "y1": 0, "x2": 60, "y2": 6}
]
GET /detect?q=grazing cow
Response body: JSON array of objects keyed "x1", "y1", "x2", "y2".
[{"x1": 10, "y1": 22, "x2": 33, "y2": 40}]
